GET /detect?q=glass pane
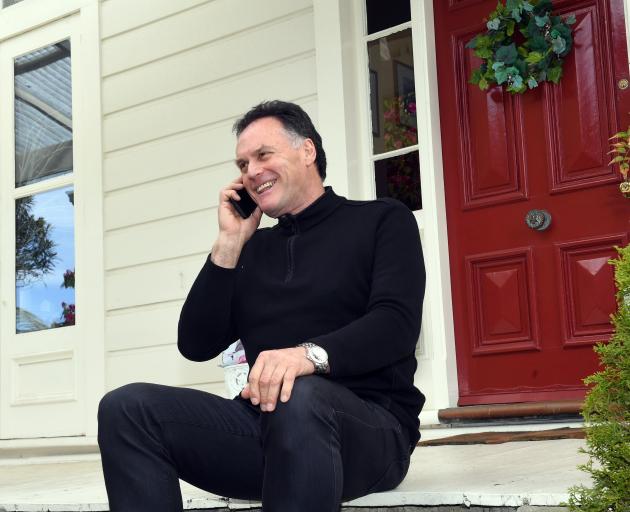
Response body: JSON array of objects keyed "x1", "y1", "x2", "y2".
[
  {"x1": 3, "y1": 0, "x2": 25, "y2": 7},
  {"x1": 366, "y1": 0, "x2": 410, "y2": 35},
  {"x1": 16, "y1": 186, "x2": 76, "y2": 333},
  {"x1": 374, "y1": 152, "x2": 422, "y2": 211},
  {"x1": 368, "y1": 29, "x2": 417, "y2": 155},
  {"x1": 14, "y1": 41, "x2": 72, "y2": 188}
]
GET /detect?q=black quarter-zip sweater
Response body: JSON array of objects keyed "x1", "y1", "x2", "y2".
[{"x1": 178, "y1": 187, "x2": 426, "y2": 445}]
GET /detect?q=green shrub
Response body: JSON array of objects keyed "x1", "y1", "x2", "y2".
[{"x1": 567, "y1": 245, "x2": 630, "y2": 511}]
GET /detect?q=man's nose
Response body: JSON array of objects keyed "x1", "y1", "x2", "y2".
[{"x1": 246, "y1": 161, "x2": 263, "y2": 178}]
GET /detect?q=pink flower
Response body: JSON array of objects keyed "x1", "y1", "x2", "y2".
[
  {"x1": 394, "y1": 140, "x2": 403, "y2": 149},
  {"x1": 407, "y1": 102, "x2": 416, "y2": 114}
]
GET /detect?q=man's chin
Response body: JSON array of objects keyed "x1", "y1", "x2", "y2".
[
  {"x1": 258, "y1": 200, "x2": 283, "y2": 219},
  {"x1": 262, "y1": 209, "x2": 281, "y2": 219}
]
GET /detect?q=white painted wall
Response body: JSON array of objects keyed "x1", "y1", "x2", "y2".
[{"x1": 100, "y1": 0, "x2": 319, "y2": 396}]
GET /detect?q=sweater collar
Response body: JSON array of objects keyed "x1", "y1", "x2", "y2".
[{"x1": 277, "y1": 187, "x2": 343, "y2": 234}]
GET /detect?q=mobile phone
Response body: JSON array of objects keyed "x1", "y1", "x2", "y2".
[{"x1": 229, "y1": 187, "x2": 257, "y2": 219}]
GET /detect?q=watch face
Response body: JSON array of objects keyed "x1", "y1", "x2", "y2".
[{"x1": 311, "y1": 346, "x2": 327, "y2": 363}]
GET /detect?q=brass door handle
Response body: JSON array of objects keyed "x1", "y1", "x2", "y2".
[{"x1": 525, "y1": 209, "x2": 552, "y2": 231}]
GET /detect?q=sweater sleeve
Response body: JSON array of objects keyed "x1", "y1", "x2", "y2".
[
  {"x1": 312, "y1": 201, "x2": 425, "y2": 377},
  {"x1": 177, "y1": 257, "x2": 238, "y2": 362}
]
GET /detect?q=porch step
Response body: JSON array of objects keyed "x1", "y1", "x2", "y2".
[{"x1": 0, "y1": 435, "x2": 589, "y2": 511}]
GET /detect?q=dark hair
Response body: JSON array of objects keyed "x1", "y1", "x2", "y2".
[{"x1": 233, "y1": 100, "x2": 327, "y2": 180}]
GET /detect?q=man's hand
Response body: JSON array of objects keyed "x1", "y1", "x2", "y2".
[
  {"x1": 211, "y1": 177, "x2": 262, "y2": 269},
  {"x1": 241, "y1": 347, "x2": 315, "y2": 412}
]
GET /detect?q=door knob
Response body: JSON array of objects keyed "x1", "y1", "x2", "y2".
[{"x1": 525, "y1": 209, "x2": 552, "y2": 231}]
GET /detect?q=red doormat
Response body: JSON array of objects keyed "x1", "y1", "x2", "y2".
[{"x1": 418, "y1": 427, "x2": 585, "y2": 446}]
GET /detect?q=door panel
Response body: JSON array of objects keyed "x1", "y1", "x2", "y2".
[
  {"x1": 434, "y1": 0, "x2": 630, "y2": 405},
  {"x1": 466, "y1": 248, "x2": 540, "y2": 355},
  {"x1": 455, "y1": 29, "x2": 528, "y2": 208},
  {"x1": 546, "y1": 3, "x2": 617, "y2": 192},
  {"x1": 557, "y1": 234, "x2": 626, "y2": 345}
]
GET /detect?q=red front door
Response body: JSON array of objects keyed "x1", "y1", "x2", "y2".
[{"x1": 434, "y1": 0, "x2": 630, "y2": 405}]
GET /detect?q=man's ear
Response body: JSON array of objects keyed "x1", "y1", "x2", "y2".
[{"x1": 303, "y1": 138, "x2": 317, "y2": 167}]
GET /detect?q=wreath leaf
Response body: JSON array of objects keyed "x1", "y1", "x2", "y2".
[{"x1": 468, "y1": 0, "x2": 574, "y2": 94}]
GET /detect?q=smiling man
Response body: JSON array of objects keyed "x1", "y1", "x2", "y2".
[{"x1": 97, "y1": 101, "x2": 426, "y2": 512}]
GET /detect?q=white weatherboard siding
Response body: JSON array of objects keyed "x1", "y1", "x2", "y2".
[{"x1": 101, "y1": 0, "x2": 318, "y2": 395}]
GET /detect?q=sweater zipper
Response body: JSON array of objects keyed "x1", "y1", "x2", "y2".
[
  {"x1": 284, "y1": 216, "x2": 299, "y2": 283},
  {"x1": 284, "y1": 235, "x2": 297, "y2": 283}
]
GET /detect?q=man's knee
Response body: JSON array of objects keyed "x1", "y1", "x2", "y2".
[
  {"x1": 262, "y1": 376, "x2": 335, "y2": 437},
  {"x1": 97, "y1": 382, "x2": 158, "y2": 430}
]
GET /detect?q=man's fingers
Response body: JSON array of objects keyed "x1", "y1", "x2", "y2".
[
  {"x1": 280, "y1": 370, "x2": 297, "y2": 403},
  {"x1": 247, "y1": 361, "x2": 263, "y2": 406},
  {"x1": 251, "y1": 206, "x2": 263, "y2": 223},
  {"x1": 219, "y1": 178, "x2": 245, "y2": 202},
  {"x1": 263, "y1": 366, "x2": 287, "y2": 412},
  {"x1": 258, "y1": 360, "x2": 279, "y2": 411},
  {"x1": 221, "y1": 188, "x2": 241, "y2": 203}
]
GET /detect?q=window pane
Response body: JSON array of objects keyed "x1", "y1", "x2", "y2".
[
  {"x1": 368, "y1": 29, "x2": 417, "y2": 155},
  {"x1": 14, "y1": 41, "x2": 72, "y2": 188},
  {"x1": 16, "y1": 186, "x2": 76, "y2": 333},
  {"x1": 366, "y1": 0, "x2": 410, "y2": 35},
  {"x1": 3, "y1": 0, "x2": 25, "y2": 7},
  {"x1": 374, "y1": 152, "x2": 421, "y2": 211}
]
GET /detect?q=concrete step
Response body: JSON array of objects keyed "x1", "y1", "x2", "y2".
[{"x1": 0, "y1": 434, "x2": 589, "y2": 511}]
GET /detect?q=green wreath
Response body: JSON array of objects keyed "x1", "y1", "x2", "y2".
[{"x1": 467, "y1": 0, "x2": 576, "y2": 94}]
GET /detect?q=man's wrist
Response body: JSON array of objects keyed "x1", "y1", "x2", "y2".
[{"x1": 210, "y1": 233, "x2": 245, "y2": 268}]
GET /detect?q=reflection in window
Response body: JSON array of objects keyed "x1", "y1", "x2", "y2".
[
  {"x1": 368, "y1": 29, "x2": 416, "y2": 155},
  {"x1": 374, "y1": 152, "x2": 422, "y2": 211},
  {"x1": 16, "y1": 186, "x2": 75, "y2": 333},
  {"x1": 14, "y1": 41, "x2": 72, "y2": 188}
]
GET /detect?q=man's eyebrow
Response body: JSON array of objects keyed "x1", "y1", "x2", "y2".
[{"x1": 255, "y1": 144, "x2": 274, "y2": 154}]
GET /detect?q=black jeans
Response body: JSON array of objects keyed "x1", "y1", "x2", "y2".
[{"x1": 97, "y1": 375, "x2": 413, "y2": 512}]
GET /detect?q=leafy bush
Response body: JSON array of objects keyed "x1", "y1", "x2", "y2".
[{"x1": 567, "y1": 245, "x2": 630, "y2": 511}]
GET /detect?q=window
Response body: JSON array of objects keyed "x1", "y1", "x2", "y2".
[
  {"x1": 14, "y1": 40, "x2": 76, "y2": 333},
  {"x1": 364, "y1": 0, "x2": 421, "y2": 211},
  {"x1": 2, "y1": 0, "x2": 25, "y2": 8}
]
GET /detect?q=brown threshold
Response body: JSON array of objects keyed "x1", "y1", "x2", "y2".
[{"x1": 438, "y1": 400, "x2": 583, "y2": 423}]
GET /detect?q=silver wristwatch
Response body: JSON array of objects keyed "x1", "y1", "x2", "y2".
[{"x1": 298, "y1": 342, "x2": 330, "y2": 374}]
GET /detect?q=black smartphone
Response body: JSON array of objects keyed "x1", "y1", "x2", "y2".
[{"x1": 229, "y1": 187, "x2": 257, "y2": 219}]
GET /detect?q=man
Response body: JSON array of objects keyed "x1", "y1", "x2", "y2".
[{"x1": 98, "y1": 100, "x2": 426, "y2": 511}]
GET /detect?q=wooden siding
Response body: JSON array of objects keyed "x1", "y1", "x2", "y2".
[{"x1": 100, "y1": 0, "x2": 317, "y2": 394}]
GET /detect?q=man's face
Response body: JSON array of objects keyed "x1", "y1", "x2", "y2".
[{"x1": 235, "y1": 116, "x2": 320, "y2": 218}]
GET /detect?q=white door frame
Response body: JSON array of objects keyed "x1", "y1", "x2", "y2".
[
  {"x1": 313, "y1": 0, "x2": 458, "y2": 423},
  {"x1": 0, "y1": 0, "x2": 104, "y2": 442}
]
